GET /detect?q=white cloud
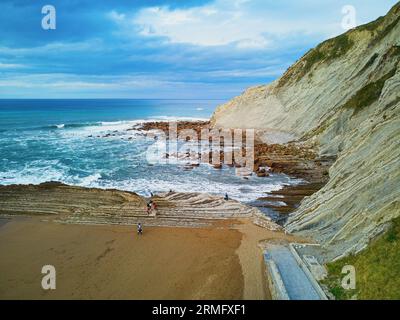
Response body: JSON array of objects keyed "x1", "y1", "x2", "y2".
[
  {"x1": 0, "y1": 62, "x2": 25, "y2": 69},
  {"x1": 206, "y1": 66, "x2": 286, "y2": 78},
  {"x1": 108, "y1": 10, "x2": 126, "y2": 23},
  {"x1": 133, "y1": 0, "x2": 274, "y2": 48},
  {"x1": 0, "y1": 73, "x2": 200, "y2": 90},
  {"x1": 131, "y1": 0, "x2": 315, "y2": 48},
  {"x1": 0, "y1": 39, "x2": 104, "y2": 56},
  {"x1": 131, "y1": 0, "x2": 398, "y2": 49}
]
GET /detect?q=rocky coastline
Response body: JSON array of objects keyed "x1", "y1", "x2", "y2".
[
  {"x1": 0, "y1": 118, "x2": 332, "y2": 229},
  {"x1": 132, "y1": 120, "x2": 334, "y2": 224}
]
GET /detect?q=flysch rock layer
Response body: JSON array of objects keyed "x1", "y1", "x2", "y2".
[
  {"x1": 0, "y1": 182, "x2": 279, "y2": 231},
  {"x1": 210, "y1": 3, "x2": 400, "y2": 261}
]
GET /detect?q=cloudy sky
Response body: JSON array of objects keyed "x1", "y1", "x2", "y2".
[{"x1": 0, "y1": 0, "x2": 397, "y2": 99}]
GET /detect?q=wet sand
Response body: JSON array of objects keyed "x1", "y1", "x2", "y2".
[
  {"x1": 0, "y1": 216, "x2": 300, "y2": 300},
  {"x1": 0, "y1": 218, "x2": 9, "y2": 227},
  {"x1": 0, "y1": 216, "x2": 297, "y2": 300}
]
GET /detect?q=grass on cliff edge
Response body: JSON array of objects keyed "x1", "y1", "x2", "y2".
[
  {"x1": 277, "y1": 33, "x2": 354, "y2": 87},
  {"x1": 322, "y1": 216, "x2": 400, "y2": 300}
]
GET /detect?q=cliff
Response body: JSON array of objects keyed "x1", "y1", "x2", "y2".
[{"x1": 210, "y1": 3, "x2": 400, "y2": 261}]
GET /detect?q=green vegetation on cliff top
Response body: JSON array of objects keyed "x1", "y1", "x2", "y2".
[
  {"x1": 278, "y1": 33, "x2": 354, "y2": 87},
  {"x1": 305, "y1": 33, "x2": 354, "y2": 73},
  {"x1": 323, "y1": 216, "x2": 400, "y2": 300},
  {"x1": 360, "y1": 6, "x2": 400, "y2": 47},
  {"x1": 278, "y1": 2, "x2": 400, "y2": 88}
]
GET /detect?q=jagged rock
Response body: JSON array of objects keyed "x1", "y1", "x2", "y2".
[
  {"x1": 256, "y1": 169, "x2": 269, "y2": 178},
  {"x1": 191, "y1": 163, "x2": 200, "y2": 167}
]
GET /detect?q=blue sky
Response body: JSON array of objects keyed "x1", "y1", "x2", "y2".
[{"x1": 0, "y1": 0, "x2": 398, "y2": 99}]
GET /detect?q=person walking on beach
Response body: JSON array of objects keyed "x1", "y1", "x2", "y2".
[
  {"x1": 224, "y1": 193, "x2": 229, "y2": 201},
  {"x1": 137, "y1": 223, "x2": 143, "y2": 235}
]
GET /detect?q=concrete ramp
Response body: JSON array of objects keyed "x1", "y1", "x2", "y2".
[{"x1": 264, "y1": 244, "x2": 326, "y2": 300}]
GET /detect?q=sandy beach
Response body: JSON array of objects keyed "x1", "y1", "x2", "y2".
[{"x1": 0, "y1": 215, "x2": 297, "y2": 300}]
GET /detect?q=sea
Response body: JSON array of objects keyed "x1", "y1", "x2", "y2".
[{"x1": 0, "y1": 99, "x2": 298, "y2": 203}]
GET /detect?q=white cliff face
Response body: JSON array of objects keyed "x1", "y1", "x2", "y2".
[
  {"x1": 286, "y1": 71, "x2": 400, "y2": 261},
  {"x1": 211, "y1": 4, "x2": 400, "y2": 261}
]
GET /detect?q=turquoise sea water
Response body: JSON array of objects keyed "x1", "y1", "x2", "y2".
[{"x1": 0, "y1": 99, "x2": 296, "y2": 202}]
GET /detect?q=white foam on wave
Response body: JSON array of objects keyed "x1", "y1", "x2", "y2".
[
  {"x1": 0, "y1": 160, "x2": 298, "y2": 203},
  {"x1": 90, "y1": 120, "x2": 142, "y2": 133},
  {"x1": 1, "y1": 114, "x2": 301, "y2": 204},
  {"x1": 0, "y1": 160, "x2": 68, "y2": 185},
  {"x1": 87, "y1": 176, "x2": 288, "y2": 203},
  {"x1": 0, "y1": 159, "x2": 106, "y2": 188},
  {"x1": 78, "y1": 173, "x2": 102, "y2": 186},
  {"x1": 57, "y1": 116, "x2": 209, "y2": 139}
]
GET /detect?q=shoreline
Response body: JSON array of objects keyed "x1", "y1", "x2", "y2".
[
  {"x1": 133, "y1": 120, "x2": 333, "y2": 223},
  {"x1": 0, "y1": 182, "x2": 307, "y2": 300},
  {"x1": 0, "y1": 120, "x2": 328, "y2": 300}
]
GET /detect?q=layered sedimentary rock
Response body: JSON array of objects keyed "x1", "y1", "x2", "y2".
[
  {"x1": 0, "y1": 182, "x2": 279, "y2": 230},
  {"x1": 0, "y1": 182, "x2": 147, "y2": 217},
  {"x1": 210, "y1": 3, "x2": 400, "y2": 260}
]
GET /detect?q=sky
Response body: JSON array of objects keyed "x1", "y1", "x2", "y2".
[{"x1": 0, "y1": 0, "x2": 398, "y2": 99}]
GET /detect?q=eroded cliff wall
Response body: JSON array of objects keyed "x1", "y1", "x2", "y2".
[{"x1": 211, "y1": 3, "x2": 400, "y2": 260}]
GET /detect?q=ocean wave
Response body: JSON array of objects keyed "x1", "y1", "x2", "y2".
[
  {"x1": 0, "y1": 160, "x2": 298, "y2": 203},
  {"x1": 3, "y1": 116, "x2": 210, "y2": 134},
  {"x1": 31, "y1": 122, "x2": 102, "y2": 131},
  {"x1": 78, "y1": 173, "x2": 102, "y2": 186},
  {"x1": 0, "y1": 166, "x2": 104, "y2": 189},
  {"x1": 0, "y1": 163, "x2": 68, "y2": 186},
  {"x1": 85, "y1": 176, "x2": 288, "y2": 203},
  {"x1": 52, "y1": 117, "x2": 211, "y2": 138}
]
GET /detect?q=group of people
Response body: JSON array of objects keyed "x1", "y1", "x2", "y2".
[
  {"x1": 136, "y1": 191, "x2": 159, "y2": 236},
  {"x1": 136, "y1": 192, "x2": 230, "y2": 236},
  {"x1": 146, "y1": 199, "x2": 157, "y2": 214},
  {"x1": 137, "y1": 202, "x2": 157, "y2": 236}
]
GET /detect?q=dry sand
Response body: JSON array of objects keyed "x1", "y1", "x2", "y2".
[{"x1": 0, "y1": 216, "x2": 297, "y2": 300}]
